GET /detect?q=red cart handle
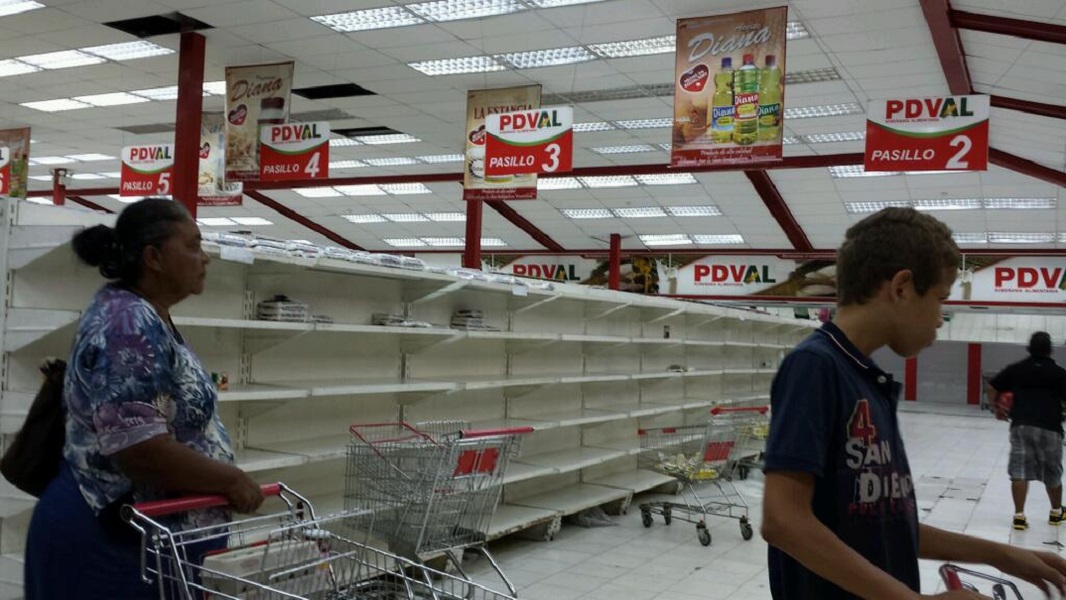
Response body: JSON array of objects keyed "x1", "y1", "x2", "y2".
[
  {"x1": 711, "y1": 406, "x2": 769, "y2": 415},
  {"x1": 461, "y1": 426, "x2": 535, "y2": 438},
  {"x1": 130, "y1": 483, "x2": 283, "y2": 518}
]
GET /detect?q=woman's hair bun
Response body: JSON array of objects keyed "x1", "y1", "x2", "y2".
[{"x1": 72, "y1": 224, "x2": 122, "y2": 278}]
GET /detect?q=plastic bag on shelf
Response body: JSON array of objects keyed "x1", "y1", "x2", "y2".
[
  {"x1": 256, "y1": 295, "x2": 310, "y2": 322},
  {"x1": 288, "y1": 241, "x2": 322, "y2": 258},
  {"x1": 322, "y1": 247, "x2": 354, "y2": 261},
  {"x1": 214, "y1": 233, "x2": 254, "y2": 248},
  {"x1": 399, "y1": 256, "x2": 425, "y2": 271}
]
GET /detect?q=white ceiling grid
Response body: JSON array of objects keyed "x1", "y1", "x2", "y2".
[{"x1": 0, "y1": 0, "x2": 1058, "y2": 251}]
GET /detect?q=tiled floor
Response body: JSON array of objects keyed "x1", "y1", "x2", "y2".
[{"x1": 468, "y1": 403, "x2": 1066, "y2": 599}]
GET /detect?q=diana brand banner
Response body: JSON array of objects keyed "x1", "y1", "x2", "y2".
[
  {"x1": 0, "y1": 128, "x2": 30, "y2": 198},
  {"x1": 225, "y1": 61, "x2": 295, "y2": 182},
  {"x1": 485, "y1": 106, "x2": 573, "y2": 177},
  {"x1": 671, "y1": 7, "x2": 788, "y2": 168},
  {"x1": 260, "y1": 121, "x2": 330, "y2": 181},
  {"x1": 954, "y1": 257, "x2": 1066, "y2": 304},
  {"x1": 199, "y1": 113, "x2": 242, "y2": 207},
  {"x1": 121, "y1": 144, "x2": 174, "y2": 197},
  {"x1": 865, "y1": 95, "x2": 989, "y2": 172},
  {"x1": 464, "y1": 85, "x2": 541, "y2": 201}
]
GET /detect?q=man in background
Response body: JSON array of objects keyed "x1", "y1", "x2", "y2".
[{"x1": 990, "y1": 331, "x2": 1066, "y2": 530}]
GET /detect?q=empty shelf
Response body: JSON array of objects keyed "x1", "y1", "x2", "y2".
[
  {"x1": 514, "y1": 446, "x2": 627, "y2": 475},
  {"x1": 486, "y1": 504, "x2": 561, "y2": 541},
  {"x1": 588, "y1": 469, "x2": 677, "y2": 494},
  {"x1": 511, "y1": 483, "x2": 631, "y2": 516}
]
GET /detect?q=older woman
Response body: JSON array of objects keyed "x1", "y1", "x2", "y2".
[{"x1": 25, "y1": 198, "x2": 263, "y2": 599}]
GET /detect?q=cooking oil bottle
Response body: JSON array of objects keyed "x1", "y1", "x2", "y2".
[
  {"x1": 732, "y1": 53, "x2": 759, "y2": 145},
  {"x1": 710, "y1": 57, "x2": 734, "y2": 144},
  {"x1": 758, "y1": 55, "x2": 782, "y2": 141}
]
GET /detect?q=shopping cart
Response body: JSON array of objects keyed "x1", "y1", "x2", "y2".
[
  {"x1": 636, "y1": 406, "x2": 769, "y2": 546},
  {"x1": 727, "y1": 406, "x2": 771, "y2": 481},
  {"x1": 942, "y1": 564, "x2": 1023, "y2": 599},
  {"x1": 345, "y1": 422, "x2": 530, "y2": 577},
  {"x1": 123, "y1": 482, "x2": 519, "y2": 599}
]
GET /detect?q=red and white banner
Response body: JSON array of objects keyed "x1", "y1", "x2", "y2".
[
  {"x1": 121, "y1": 144, "x2": 174, "y2": 197},
  {"x1": 954, "y1": 257, "x2": 1066, "y2": 304},
  {"x1": 0, "y1": 147, "x2": 10, "y2": 196},
  {"x1": 0, "y1": 128, "x2": 30, "y2": 198},
  {"x1": 260, "y1": 121, "x2": 330, "y2": 181},
  {"x1": 225, "y1": 61, "x2": 295, "y2": 181},
  {"x1": 485, "y1": 106, "x2": 572, "y2": 177},
  {"x1": 865, "y1": 95, "x2": 989, "y2": 172},
  {"x1": 464, "y1": 85, "x2": 541, "y2": 201}
]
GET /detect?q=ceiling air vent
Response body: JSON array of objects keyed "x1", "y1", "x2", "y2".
[
  {"x1": 115, "y1": 123, "x2": 175, "y2": 135},
  {"x1": 333, "y1": 126, "x2": 402, "y2": 138},
  {"x1": 290, "y1": 108, "x2": 355, "y2": 122},
  {"x1": 293, "y1": 84, "x2": 375, "y2": 100},
  {"x1": 104, "y1": 12, "x2": 214, "y2": 38}
]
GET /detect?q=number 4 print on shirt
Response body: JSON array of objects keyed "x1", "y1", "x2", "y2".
[{"x1": 848, "y1": 399, "x2": 879, "y2": 445}]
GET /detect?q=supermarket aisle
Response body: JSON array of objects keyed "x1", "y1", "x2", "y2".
[{"x1": 470, "y1": 405, "x2": 1065, "y2": 599}]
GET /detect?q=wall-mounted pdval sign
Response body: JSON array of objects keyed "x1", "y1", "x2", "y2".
[
  {"x1": 0, "y1": 147, "x2": 10, "y2": 195},
  {"x1": 865, "y1": 95, "x2": 989, "y2": 172},
  {"x1": 259, "y1": 121, "x2": 330, "y2": 181},
  {"x1": 121, "y1": 144, "x2": 174, "y2": 196},
  {"x1": 484, "y1": 106, "x2": 573, "y2": 177}
]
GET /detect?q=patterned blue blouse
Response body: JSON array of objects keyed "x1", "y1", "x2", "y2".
[{"x1": 63, "y1": 284, "x2": 235, "y2": 530}]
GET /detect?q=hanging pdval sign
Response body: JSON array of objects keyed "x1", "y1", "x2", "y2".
[
  {"x1": 671, "y1": 7, "x2": 788, "y2": 167},
  {"x1": 485, "y1": 106, "x2": 573, "y2": 177},
  {"x1": 865, "y1": 95, "x2": 989, "y2": 172},
  {"x1": 0, "y1": 147, "x2": 10, "y2": 196},
  {"x1": 121, "y1": 144, "x2": 174, "y2": 197},
  {"x1": 0, "y1": 128, "x2": 30, "y2": 198},
  {"x1": 260, "y1": 121, "x2": 330, "y2": 181},
  {"x1": 224, "y1": 61, "x2": 295, "y2": 182},
  {"x1": 464, "y1": 85, "x2": 541, "y2": 201}
]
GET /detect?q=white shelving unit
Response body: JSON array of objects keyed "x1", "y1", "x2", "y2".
[{"x1": 0, "y1": 201, "x2": 812, "y2": 562}]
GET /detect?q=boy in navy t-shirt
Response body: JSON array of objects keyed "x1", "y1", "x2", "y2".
[{"x1": 762, "y1": 208, "x2": 1066, "y2": 599}]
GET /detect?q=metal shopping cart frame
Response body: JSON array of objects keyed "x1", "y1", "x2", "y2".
[
  {"x1": 637, "y1": 406, "x2": 769, "y2": 546},
  {"x1": 942, "y1": 564, "x2": 1023, "y2": 599},
  {"x1": 123, "y1": 482, "x2": 520, "y2": 600}
]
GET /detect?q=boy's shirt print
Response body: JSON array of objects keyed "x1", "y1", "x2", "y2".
[{"x1": 845, "y1": 399, "x2": 916, "y2": 519}]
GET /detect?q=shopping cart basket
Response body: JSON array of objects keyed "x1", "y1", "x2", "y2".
[
  {"x1": 724, "y1": 406, "x2": 770, "y2": 480},
  {"x1": 123, "y1": 482, "x2": 519, "y2": 600},
  {"x1": 636, "y1": 406, "x2": 768, "y2": 546},
  {"x1": 345, "y1": 423, "x2": 530, "y2": 570},
  {"x1": 942, "y1": 564, "x2": 1023, "y2": 599}
]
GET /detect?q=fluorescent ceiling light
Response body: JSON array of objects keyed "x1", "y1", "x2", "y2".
[
  {"x1": 0, "y1": 1, "x2": 43, "y2": 18},
  {"x1": 786, "y1": 67, "x2": 840, "y2": 84},
  {"x1": 988, "y1": 232, "x2": 1055, "y2": 244},
  {"x1": 640, "y1": 234, "x2": 691, "y2": 247},
  {"x1": 693, "y1": 234, "x2": 745, "y2": 245},
  {"x1": 426, "y1": 212, "x2": 465, "y2": 221},
  {"x1": 781, "y1": 135, "x2": 801, "y2": 145},
  {"x1": 419, "y1": 154, "x2": 463, "y2": 163},
  {"x1": 409, "y1": 56, "x2": 505, "y2": 76},
  {"x1": 383, "y1": 213, "x2": 429, "y2": 222},
  {"x1": 844, "y1": 201, "x2": 911, "y2": 214},
  {"x1": 384, "y1": 238, "x2": 428, "y2": 247},
  {"x1": 785, "y1": 103, "x2": 864, "y2": 119},
  {"x1": 109, "y1": 194, "x2": 152, "y2": 204},
  {"x1": 616, "y1": 118, "x2": 672, "y2": 129},
  {"x1": 666, "y1": 205, "x2": 722, "y2": 217},
  {"x1": 592, "y1": 145, "x2": 656, "y2": 154},
  {"x1": 343, "y1": 214, "x2": 388, "y2": 224},
  {"x1": 613, "y1": 207, "x2": 666, "y2": 218},
  {"x1": 33, "y1": 156, "x2": 76, "y2": 165},
  {"x1": 581, "y1": 175, "x2": 638, "y2": 188},
  {"x1": 329, "y1": 137, "x2": 360, "y2": 147},
  {"x1": 985, "y1": 197, "x2": 1056, "y2": 210},
  {"x1": 73, "y1": 92, "x2": 151, "y2": 107},
  {"x1": 231, "y1": 217, "x2": 273, "y2": 226},
  {"x1": 336, "y1": 184, "x2": 386, "y2": 196},
  {"x1": 913, "y1": 198, "x2": 982, "y2": 211},
  {"x1": 0, "y1": 59, "x2": 40, "y2": 77},
  {"x1": 829, "y1": 165, "x2": 900, "y2": 178},
  {"x1": 312, "y1": 7, "x2": 423, "y2": 32},
  {"x1": 82, "y1": 41, "x2": 174, "y2": 61},
  {"x1": 539, "y1": 177, "x2": 583, "y2": 190},
  {"x1": 658, "y1": 143, "x2": 672, "y2": 151},
  {"x1": 294, "y1": 187, "x2": 342, "y2": 198},
  {"x1": 589, "y1": 35, "x2": 675, "y2": 58},
  {"x1": 329, "y1": 160, "x2": 366, "y2": 169},
  {"x1": 66, "y1": 153, "x2": 114, "y2": 161},
  {"x1": 1058, "y1": 234, "x2": 1066, "y2": 244},
  {"x1": 365, "y1": 157, "x2": 419, "y2": 167},
  {"x1": 953, "y1": 233, "x2": 987, "y2": 244},
  {"x1": 100, "y1": 172, "x2": 121, "y2": 178},
  {"x1": 573, "y1": 122, "x2": 615, "y2": 132},
  {"x1": 27, "y1": 175, "x2": 52, "y2": 181},
  {"x1": 70, "y1": 173, "x2": 106, "y2": 180},
  {"x1": 787, "y1": 21, "x2": 810, "y2": 40},
  {"x1": 26, "y1": 198, "x2": 53, "y2": 205},
  {"x1": 408, "y1": 0, "x2": 525, "y2": 22},
  {"x1": 380, "y1": 183, "x2": 431, "y2": 195},
  {"x1": 130, "y1": 86, "x2": 181, "y2": 100},
  {"x1": 20, "y1": 98, "x2": 90, "y2": 112},
  {"x1": 357, "y1": 134, "x2": 421, "y2": 145},
  {"x1": 19, "y1": 50, "x2": 105, "y2": 69},
  {"x1": 525, "y1": 0, "x2": 604, "y2": 6},
  {"x1": 202, "y1": 81, "x2": 227, "y2": 95},
  {"x1": 421, "y1": 237, "x2": 465, "y2": 247},
  {"x1": 635, "y1": 173, "x2": 698, "y2": 185},
  {"x1": 803, "y1": 131, "x2": 865, "y2": 143},
  {"x1": 481, "y1": 238, "x2": 507, "y2": 247},
  {"x1": 562, "y1": 208, "x2": 613, "y2": 219},
  {"x1": 497, "y1": 46, "x2": 596, "y2": 69},
  {"x1": 198, "y1": 217, "x2": 236, "y2": 226}
]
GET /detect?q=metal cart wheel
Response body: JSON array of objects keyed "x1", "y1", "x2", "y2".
[
  {"x1": 738, "y1": 466, "x2": 749, "y2": 480},
  {"x1": 696, "y1": 522, "x2": 711, "y2": 546},
  {"x1": 663, "y1": 505, "x2": 672, "y2": 525},
  {"x1": 741, "y1": 522, "x2": 754, "y2": 541},
  {"x1": 641, "y1": 510, "x2": 653, "y2": 528}
]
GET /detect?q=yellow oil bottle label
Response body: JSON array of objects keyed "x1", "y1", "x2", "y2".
[{"x1": 734, "y1": 92, "x2": 759, "y2": 120}]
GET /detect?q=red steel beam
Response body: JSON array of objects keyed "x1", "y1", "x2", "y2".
[
  {"x1": 463, "y1": 199, "x2": 483, "y2": 269},
  {"x1": 68, "y1": 196, "x2": 113, "y2": 213},
  {"x1": 244, "y1": 190, "x2": 364, "y2": 251},
  {"x1": 174, "y1": 32, "x2": 206, "y2": 218},
  {"x1": 950, "y1": 9, "x2": 1066, "y2": 45},
  {"x1": 920, "y1": 0, "x2": 974, "y2": 95},
  {"x1": 745, "y1": 170, "x2": 813, "y2": 252},
  {"x1": 485, "y1": 199, "x2": 564, "y2": 252},
  {"x1": 990, "y1": 95, "x2": 1066, "y2": 121},
  {"x1": 989, "y1": 148, "x2": 1066, "y2": 188},
  {"x1": 608, "y1": 233, "x2": 621, "y2": 290}
]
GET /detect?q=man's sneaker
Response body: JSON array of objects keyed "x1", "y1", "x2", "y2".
[
  {"x1": 1050, "y1": 508, "x2": 1064, "y2": 526},
  {"x1": 1013, "y1": 514, "x2": 1029, "y2": 530}
]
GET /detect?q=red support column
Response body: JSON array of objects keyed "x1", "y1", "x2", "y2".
[
  {"x1": 967, "y1": 343, "x2": 982, "y2": 406},
  {"x1": 463, "y1": 199, "x2": 483, "y2": 269},
  {"x1": 173, "y1": 32, "x2": 205, "y2": 218},
  {"x1": 904, "y1": 357, "x2": 918, "y2": 401},
  {"x1": 51, "y1": 168, "x2": 66, "y2": 206},
  {"x1": 608, "y1": 233, "x2": 621, "y2": 291}
]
